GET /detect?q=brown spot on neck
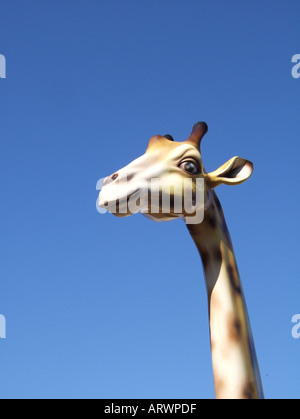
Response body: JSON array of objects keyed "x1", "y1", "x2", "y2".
[
  {"x1": 214, "y1": 378, "x2": 226, "y2": 397},
  {"x1": 227, "y1": 264, "x2": 242, "y2": 295},
  {"x1": 228, "y1": 314, "x2": 242, "y2": 342},
  {"x1": 242, "y1": 382, "x2": 256, "y2": 399}
]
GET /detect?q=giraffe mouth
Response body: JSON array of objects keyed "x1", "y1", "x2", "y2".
[{"x1": 99, "y1": 188, "x2": 145, "y2": 217}]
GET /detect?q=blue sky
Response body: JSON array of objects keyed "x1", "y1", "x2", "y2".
[{"x1": 0, "y1": 0, "x2": 299, "y2": 399}]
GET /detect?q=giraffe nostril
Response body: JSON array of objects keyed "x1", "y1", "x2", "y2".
[{"x1": 111, "y1": 173, "x2": 118, "y2": 181}]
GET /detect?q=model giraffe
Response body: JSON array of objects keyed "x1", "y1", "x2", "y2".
[{"x1": 98, "y1": 121, "x2": 264, "y2": 399}]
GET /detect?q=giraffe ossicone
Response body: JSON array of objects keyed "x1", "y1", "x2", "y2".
[{"x1": 98, "y1": 122, "x2": 264, "y2": 399}]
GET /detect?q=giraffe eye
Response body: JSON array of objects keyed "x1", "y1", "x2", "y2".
[{"x1": 179, "y1": 161, "x2": 200, "y2": 175}]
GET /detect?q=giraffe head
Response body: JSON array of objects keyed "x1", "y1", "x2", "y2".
[{"x1": 98, "y1": 122, "x2": 253, "y2": 224}]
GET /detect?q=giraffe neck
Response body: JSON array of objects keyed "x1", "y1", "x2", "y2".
[{"x1": 186, "y1": 191, "x2": 264, "y2": 399}]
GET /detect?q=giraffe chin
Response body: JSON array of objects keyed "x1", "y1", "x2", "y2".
[
  {"x1": 141, "y1": 213, "x2": 183, "y2": 222},
  {"x1": 111, "y1": 209, "x2": 132, "y2": 218}
]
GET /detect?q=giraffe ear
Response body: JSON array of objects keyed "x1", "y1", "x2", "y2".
[{"x1": 206, "y1": 157, "x2": 253, "y2": 188}]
